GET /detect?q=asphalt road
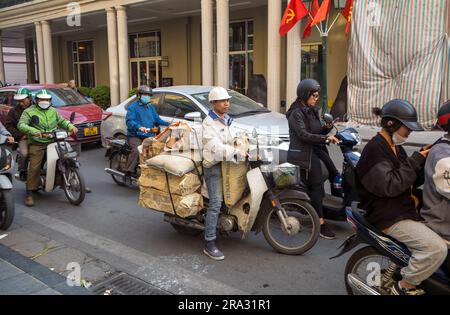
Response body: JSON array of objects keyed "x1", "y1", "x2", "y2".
[{"x1": 5, "y1": 141, "x2": 419, "y2": 295}]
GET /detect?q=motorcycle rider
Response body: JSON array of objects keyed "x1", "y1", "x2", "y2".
[
  {"x1": 355, "y1": 99, "x2": 447, "y2": 295},
  {"x1": 202, "y1": 86, "x2": 247, "y2": 260},
  {"x1": 18, "y1": 89, "x2": 78, "y2": 207},
  {"x1": 286, "y1": 79, "x2": 341, "y2": 240},
  {"x1": 124, "y1": 85, "x2": 169, "y2": 184},
  {"x1": 6, "y1": 88, "x2": 33, "y2": 181},
  {"x1": 421, "y1": 101, "x2": 450, "y2": 275}
]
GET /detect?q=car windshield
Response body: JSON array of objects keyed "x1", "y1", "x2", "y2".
[
  {"x1": 31, "y1": 88, "x2": 89, "y2": 107},
  {"x1": 192, "y1": 90, "x2": 270, "y2": 117}
]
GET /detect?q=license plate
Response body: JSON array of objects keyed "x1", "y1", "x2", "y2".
[{"x1": 84, "y1": 127, "x2": 98, "y2": 137}]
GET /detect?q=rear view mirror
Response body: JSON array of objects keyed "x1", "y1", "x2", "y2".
[
  {"x1": 70, "y1": 112, "x2": 76, "y2": 123},
  {"x1": 184, "y1": 112, "x2": 201, "y2": 120},
  {"x1": 323, "y1": 113, "x2": 334, "y2": 124},
  {"x1": 31, "y1": 115, "x2": 40, "y2": 126}
]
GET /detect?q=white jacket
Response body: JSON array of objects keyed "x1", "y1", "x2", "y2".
[{"x1": 202, "y1": 111, "x2": 241, "y2": 168}]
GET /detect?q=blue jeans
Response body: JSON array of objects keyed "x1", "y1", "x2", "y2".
[{"x1": 204, "y1": 163, "x2": 223, "y2": 242}]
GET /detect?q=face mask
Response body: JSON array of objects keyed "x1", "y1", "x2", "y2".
[
  {"x1": 140, "y1": 95, "x2": 151, "y2": 104},
  {"x1": 38, "y1": 101, "x2": 51, "y2": 110},
  {"x1": 392, "y1": 131, "x2": 407, "y2": 145}
]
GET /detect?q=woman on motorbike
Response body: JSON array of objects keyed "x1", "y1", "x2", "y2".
[
  {"x1": 355, "y1": 99, "x2": 448, "y2": 295},
  {"x1": 286, "y1": 79, "x2": 341, "y2": 240}
]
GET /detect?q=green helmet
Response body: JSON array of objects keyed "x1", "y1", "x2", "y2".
[
  {"x1": 35, "y1": 89, "x2": 52, "y2": 100},
  {"x1": 14, "y1": 87, "x2": 32, "y2": 101}
]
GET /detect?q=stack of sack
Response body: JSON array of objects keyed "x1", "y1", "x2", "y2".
[{"x1": 138, "y1": 122, "x2": 204, "y2": 218}]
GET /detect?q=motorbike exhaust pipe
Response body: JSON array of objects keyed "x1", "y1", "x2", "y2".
[
  {"x1": 164, "y1": 215, "x2": 205, "y2": 231},
  {"x1": 347, "y1": 273, "x2": 380, "y2": 295},
  {"x1": 105, "y1": 168, "x2": 138, "y2": 185}
]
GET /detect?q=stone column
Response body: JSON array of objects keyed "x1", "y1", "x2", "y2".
[
  {"x1": 106, "y1": 7, "x2": 120, "y2": 106},
  {"x1": 201, "y1": 0, "x2": 214, "y2": 86},
  {"x1": 41, "y1": 21, "x2": 54, "y2": 83},
  {"x1": 216, "y1": 0, "x2": 229, "y2": 88},
  {"x1": 0, "y1": 35, "x2": 5, "y2": 84},
  {"x1": 116, "y1": 5, "x2": 130, "y2": 102},
  {"x1": 267, "y1": 0, "x2": 281, "y2": 112},
  {"x1": 286, "y1": 22, "x2": 302, "y2": 106},
  {"x1": 34, "y1": 22, "x2": 46, "y2": 83}
]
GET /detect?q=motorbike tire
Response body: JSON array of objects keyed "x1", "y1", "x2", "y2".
[
  {"x1": 63, "y1": 168, "x2": 86, "y2": 206},
  {"x1": 262, "y1": 198, "x2": 320, "y2": 255},
  {"x1": 110, "y1": 152, "x2": 127, "y2": 186},
  {"x1": 344, "y1": 246, "x2": 389, "y2": 295},
  {"x1": 0, "y1": 190, "x2": 14, "y2": 231}
]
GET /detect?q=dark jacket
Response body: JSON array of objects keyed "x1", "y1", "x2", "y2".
[
  {"x1": 5, "y1": 105, "x2": 26, "y2": 140},
  {"x1": 355, "y1": 133, "x2": 425, "y2": 231},
  {"x1": 286, "y1": 100, "x2": 332, "y2": 169}
]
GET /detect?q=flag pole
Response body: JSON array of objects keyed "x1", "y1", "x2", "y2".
[
  {"x1": 308, "y1": 12, "x2": 323, "y2": 34},
  {"x1": 327, "y1": 11, "x2": 342, "y2": 34}
]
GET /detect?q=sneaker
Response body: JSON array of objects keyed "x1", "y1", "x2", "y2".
[
  {"x1": 320, "y1": 224, "x2": 336, "y2": 240},
  {"x1": 203, "y1": 241, "x2": 225, "y2": 261},
  {"x1": 25, "y1": 195, "x2": 34, "y2": 207},
  {"x1": 85, "y1": 187, "x2": 92, "y2": 193},
  {"x1": 391, "y1": 282, "x2": 425, "y2": 295}
]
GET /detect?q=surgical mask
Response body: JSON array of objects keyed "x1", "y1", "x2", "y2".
[
  {"x1": 392, "y1": 131, "x2": 407, "y2": 145},
  {"x1": 37, "y1": 101, "x2": 51, "y2": 110},
  {"x1": 140, "y1": 95, "x2": 151, "y2": 105}
]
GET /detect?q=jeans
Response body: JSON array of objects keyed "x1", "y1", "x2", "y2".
[
  {"x1": 204, "y1": 163, "x2": 223, "y2": 242},
  {"x1": 384, "y1": 219, "x2": 448, "y2": 285},
  {"x1": 125, "y1": 137, "x2": 143, "y2": 173},
  {"x1": 300, "y1": 153, "x2": 324, "y2": 218}
]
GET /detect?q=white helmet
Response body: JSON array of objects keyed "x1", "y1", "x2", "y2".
[{"x1": 208, "y1": 87, "x2": 231, "y2": 102}]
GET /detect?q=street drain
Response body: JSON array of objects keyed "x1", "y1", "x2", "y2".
[{"x1": 91, "y1": 272, "x2": 171, "y2": 295}]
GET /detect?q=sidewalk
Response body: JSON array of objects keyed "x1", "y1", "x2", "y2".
[
  {"x1": 0, "y1": 244, "x2": 90, "y2": 295},
  {"x1": 338, "y1": 124, "x2": 446, "y2": 147}
]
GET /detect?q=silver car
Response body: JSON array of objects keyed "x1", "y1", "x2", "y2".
[{"x1": 101, "y1": 86, "x2": 290, "y2": 162}]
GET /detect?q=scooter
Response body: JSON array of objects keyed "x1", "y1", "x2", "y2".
[
  {"x1": 331, "y1": 206, "x2": 450, "y2": 295},
  {"x1": 163, "y1": 131, "x2": 321, "y2": 255},
  {"x1": 321, "y1": 113, "x2": 363, "y2": 221},
  {"x1": 0, "y1": 135, "x2": 15, "y2": 230},
  {"x1": 15, "y1": 113, "x2": 86, "y2": 205}
]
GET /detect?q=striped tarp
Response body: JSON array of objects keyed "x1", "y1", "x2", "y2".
[{"x1": 348, "y1": 0, "x2": 449, "y2": 129}]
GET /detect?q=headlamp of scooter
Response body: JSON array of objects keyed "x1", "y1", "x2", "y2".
[
  {"x1": 55, "y1": 130, "x2": 69, "y2": 140},
  {"x1": 0, "y1": 147, "x2": 13, "y2": 172}
]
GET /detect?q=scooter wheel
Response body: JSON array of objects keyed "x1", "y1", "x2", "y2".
[
  {"x1": 0, "y1": 190, "x2": 15, "y2": 230},
  {"x1": 63, "y1": 168, "x2": 86, "y2": 206},
  {"x1": 262, "y1": 198, "x2": 320, "y2": 255},
  {"x1": 109, "y1": 152, "x2": 127, "y2": 186}
]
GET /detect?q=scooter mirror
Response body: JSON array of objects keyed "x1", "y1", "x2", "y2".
[
  {"x1": 31, "y1": 115, "x2": 40, "y2": 126},
  {"x1": 323, "y1": 113, "x2": 334, "y2": 124}
]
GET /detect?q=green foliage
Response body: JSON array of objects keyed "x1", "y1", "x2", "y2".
[
  {"x1": 78, "y1": 86, "x2": 92, "y2": 97},
  {"x1": 90, "y1": 85, "x2": 111, "y2": 109},
  {"x1": 129, "y1": 88, "x2": 137, "y2": 98}
]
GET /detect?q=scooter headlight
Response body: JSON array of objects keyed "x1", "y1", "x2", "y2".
[
  {"x1": 351, "y1": 132, "x2": 362, "y2": 145},
  {"x1": 55, "y1": 130, "x2": 69, "y2": 140}
]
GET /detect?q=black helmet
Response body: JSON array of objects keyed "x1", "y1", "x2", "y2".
[
  {"x1": 380, "y1": 99, "x2": 424, "y2": 131},
  {"x1": 437, "y1": 100, "x2": 450, "y2": 132},
  {"x1": 136, "y1": 85, "x2": 152, "y2": 96},
  {"x1": 297, "y1": 79, "x2": 321, "y2": 102}
]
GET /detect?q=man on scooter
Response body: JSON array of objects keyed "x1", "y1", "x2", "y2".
[
  {"x1": 421, "y1": 101, "x2": 450, "y2": 275},
  {"x1": 6, "y1": 88, "x2": 33, "y2": 181},
  {"x1": 202, "y1": 87, "x2": 247, "y2": 260},
  {"x1": 18, "y1": 89, "x2": 78, "y2": 207},
  {"x1": 124, "y1": 85, "x2": 169, "y2": 185},
  {"x1": 355, "y1": 99, "x2": 447, "y2": 295}
]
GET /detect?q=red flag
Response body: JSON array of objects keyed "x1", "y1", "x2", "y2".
[
  {"x1": 303, "y1": 0, "x2": 320, "y2": 39},
  {"x1": 279, "y1": 0, "x2": 309, "y2": 37},
  {"x1": 311, "y1": 0, "x2": 331, "y2": 27},
  {"x1": 341, "y1": 0, "x2": 354, "y2": 34}
]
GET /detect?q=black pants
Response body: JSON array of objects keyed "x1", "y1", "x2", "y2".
[
  {"x1": 314, "y1": 146, "x2": 339, "y2": 183},
  {"x1": 300, "y1": 152, "x2": 324, "y2": 219}
]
